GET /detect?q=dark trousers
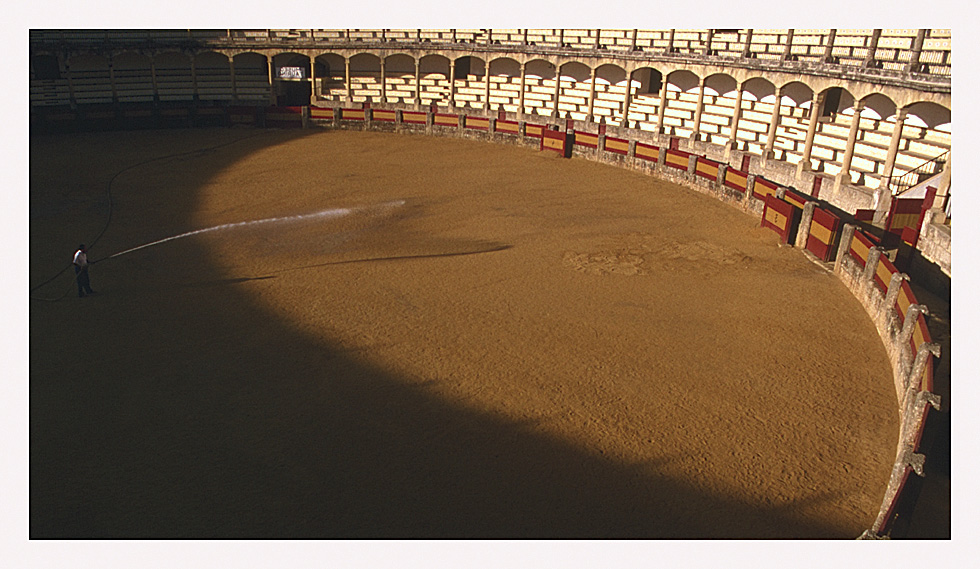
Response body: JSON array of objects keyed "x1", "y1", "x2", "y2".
[{"x1": 75, "y1": 265, "x2": 93, "y2": 296}]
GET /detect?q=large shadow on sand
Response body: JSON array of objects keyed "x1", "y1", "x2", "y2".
[{"x1": 31, "y1": 127, "x2": 857, "y2": 539}]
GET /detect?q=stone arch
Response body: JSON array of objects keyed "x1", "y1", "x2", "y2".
[
  {"x1": 665, "y1": 69, "x2": 699, "y2": 93},
  {"x1": 488, "y1": 57, "x2": 520, "y2": 78},
  {"x1": 594, "y1": 63, "x2": 626, "y2": 86},
  {"x1": 153, "y1": 51, "x2": 192, "y2": 102},
  {"x1": 703, "y1": 73, "x2": 737, "y2": 97},
  {"x1": 740, "y1": 76, "x2": 776, "y2": 101},
  {"x1": 272, "y1": 52, "x2": 311, "y2": 76},
  {"x1": 385, "y1": 53, "x2": 415, "y2": 75},
  {"x1": 904, "y1": 101, "x2": 951, "y2": 130},
  {"x1": 525, "y1": 58, "x2": 556, "y2": 80},
  {"x1": 349, "y1": 52, "x2": 381, "y2": 73},
  {"x1": 558, "y1": 61, "x2": 590, "y2": 83},
  {"x1": 774, "y1": 81, "x2": 813, "y2": 107},
  {"x1": 858, "y1": 92, "x2": 898, "y2": 121}
]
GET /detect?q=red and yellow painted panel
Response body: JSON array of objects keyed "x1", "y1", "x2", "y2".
[
  {"x1": 123, "y1": 109, "x2": 153, "y2": 118},
  {"x1": 341, "y1": 108, "x2": 366, "y2": 121},
  {"x1": 783, "y1": 188, "x2": 809, "y2": 210},
  {"x1": 160, "y1": 108, "x2": 190, "y2": 117},
  {"x1": 894, "y1": 280, "x2": 917, "y2": 327},
  {"x1": 761, "y1": 194, "x2": 797, "y2": 243},
  {"x1": 372, "y1": 109, "x2": 397, "y2": 122},
  {"x1": 873, "y1": 254, "x2": 898, "y2": 293},
  {"x1": 197, "y1": 107, "x2": 225, "y2": 116},
  {"x1": 917, "y1": 353, "x2": 935, "y2": 394},
  {"x1": 574, "y1": 131, "x2": 598, "y2": 148},
  {"x1": 664, "y1": 148, "x2": 692, "y2": 170},
  {"x1": 266, "y1": 106, "x2": 303, "y2": 127},
  {"x1": 495, "y1": 119, "x2": 519, "y2": 134},
  {"x1": 540, "y1": 129, "x2": 569, "y2": 156},
  {"x1": 723, "y1": 167, "x2": 748, "y2": 193},
  {"x1": 604, "y1": 136, "x2": 629, "y2": 155},
  {"x1": 752, "y1": 177, "x2": 779, "y2": 201},
  {"x1": 309, "y1": 106, "x2": 334, "y2": 120},
  {"x1": 635, "y1": 142, "x2": 660, "y2": 162},
  {"x1": 805, "y1": 207, "x2": 840, "y2": 262},
  {"x1": 524, "y1": 123, "x2": 545, "y2": 138},
  {"x1": 402, "y1": 111, "x2": 427, "y2": 124},
  {"x1": 433, "y1": 113, "x2": 459, "y2": 127},
  {"x1": 849, "y1": 230, "x2": 874, "y2": 268},
  {"x1": 465, "y1": 116, "x2": 490, "y2": 130},
  {"x1": 909, "y1": 312, "x2": 932, "y2": 357},
  {"x1": 695, "y1": 156, "x2": 719, "y2": 180}
]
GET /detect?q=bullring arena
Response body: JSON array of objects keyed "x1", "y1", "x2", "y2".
[{"x1": 27, "y1": 28, "x2": 951, "y2": 543}]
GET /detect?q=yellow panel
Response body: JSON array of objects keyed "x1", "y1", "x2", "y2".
[
  {"x1": 543, "y1": 137, "x2": 563, "y2": 150},
  {"x1": 725, "y1": 170, "x2": 747, "y2": 187},
  {"x1": 876, "y1": 260, "x2": 893, "y2": 286},
  {"x1": 666, "y1": 153, "x2": 688, "y2": 167},
  {"x1": 765, "y1": 208, "x2": 786, "y2": 229},
  {"x1": 374, "y1": 110, "x2": 396, "y2": 120},
  {"x1": 896, "y1": 286, "x2": 913, "y2": 318},
  {"x1": 809, "y1": 220, "x2": 832, "y2": 244},
  {"x1": 434, "y1": 115, "x2": 458, "y2": 126},
  {"x1": 851, "y1": 238, "x2": 869, "y2": 262},
  {"x1": 912, "y1": 319, "x2": 925, "y2": 349},
  {"x1": 605, "y1": 139, "x2": 628, "y2": 152},
  {"x1": 697, "y1": 162, "x2": 718, "y2": 177},
  {"x1": 636, "y1": 145, "x2": 659, "y2": 161}
]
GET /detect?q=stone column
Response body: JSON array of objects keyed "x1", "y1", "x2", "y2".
[
  {"x1": 108, "y1": 55, "x2": 118, "y2": 104},
  {"x1": 763, "y1": 87, "x2": 783, "y2": 159},
  {"x1": 823, "y1": 29, "x2": 837, "y2": 63},
  {"x1": 309, "y1": 57, "x2": 317, "y2": 105},
  {"x1": 667, "y1": 29, "x2": 675, "y2": 53},
  {"x1": 346, "y1": 57, "x2": 353, "y2": 103},
  {"x1": 881, "y1": 107, "x2": 909, "y2": 187},
  {"x1": 863, "y1": 246, "x2": 884, "y2": 287},
  {"x1": 380, "y1": 57, "x2": 387, "y2": 103},
  {"x1": 447, "y1": 58, "x2": 454, "y2": 107},
  {"x1": 691, "y1": 75, "x2": 706, "y2": 140},
  {"x1": 620, "y1": 69, "x2": 634, "y2": 127},
  {"x1": 63, "y1": 55, "x2": 77, "y2": 107},
  {"x1": 586, "y1": 65, "x2": 598, "y2": 122},
  {"x1": 898, "y1": 304, "x2": 928, "y2": 359},
  {"x1": 741, "y1": 29, "x2": 753, "y2": 58},
  {"x1": 630, "y1": 29, "x2": 638, "y2": 51},
  {"x1": 838, "y1": 100, "x2": 867, "y2": 185},
  {"x1": 483, "y1": 58, "x2": 491, "y2": 111},
  {"x1": 782, "y1": 29, "x2": 795, "y2": 61},
  {"x1": 797, "y1": 91, "x2": 826, "y2": 175},
  {"x1": 268, "y1": 57, "x2": 275, "y2": 105},
  {"x1": 703, "y1": 29, "x2": 714, "y2": 56},
  {"x1": 656, "y1": 75, "x2": 669, "y2": 134},
  {"x1": 149, "y1": 58, "x2": 160, "y2": 103},
  {"x1": 905, "y1": 29, "x2": 928, "y2": 73},
  {"x1": 517, "y1": 61, "x2": 527, "y2": 118},
  {"x1": 189, "y1": 54, "x2": 198, "y2": 101},
  {"x1": 795, "y1": 201, "x2": 816, "y2": 249},
  {"x1": 863, "y1": 29, "x2": 882, "y2": 68},
  {"x1": 727, "y1": 82, "x2": 744, "y2": 153},
  {"x1": 883, "y1": 272, "x2": 908, "y2": 328},
  {"x1": 594, "y1": 29, "x2": 601, "y2": 49},
  {"x1": 230, "y1": 56, "x2": 237, "y2": 102},
  {"x1": 552, "y1": 63, "x2": 562, "y2": 118},
  {"x1": 414, "y1": 59, "x2": 421, "y2": 106}
]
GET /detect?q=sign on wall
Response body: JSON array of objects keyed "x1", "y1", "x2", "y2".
[{"x1": 278, "y1": 67, "x2": 306, "y2": 79}]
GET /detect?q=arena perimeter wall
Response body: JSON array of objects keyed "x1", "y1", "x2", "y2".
[{"x1": 32, "y1": 102, "x2": 945, "y2": 538}]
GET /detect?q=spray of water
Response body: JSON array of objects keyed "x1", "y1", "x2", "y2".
[{"x1": 106, "y1": 200, "x2": 405, "y2": 260}]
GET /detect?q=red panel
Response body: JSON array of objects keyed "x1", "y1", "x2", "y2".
[
  {"x1": 341, "y1": 108, "x2": 365, "y2": 121},
  {"x1": 783, "y1": 188, "x2": 809, "y2": 210},
  {"x1": 723, "y1": 167, "x2": 748, "y2": 193},
  {"x1": 873, "y1": 254, "x2": 898, "y2": 292},
  {"x1": 402, "y1": 111, "x2": 427, "y2": 124},
  {"x1": 495, "y1": 119, "x2": 520, "y2": 134},
  {"x1": 604, "y1": 136, "x2": 629, "y2": 155},
  {"x1": 752, "y1": 177, "x2": 780, "y2": 201},
  {"x1": 540, "y1": 129, "x2": 569, "y2": 156},
  {"x1": 524, "y1": 123, "x2": 545, "y2": 138},
  {"x1": 761, "y1": 194, "x2": 796, "y2": 243},
  {"x1": 805, "y1": 207, "x2": 840, "y2": 262},
  {"x1": 634, "y1": 142, "x2": 660, "y2": 162},
  {"x1": 854, "y1": 209, "x2": 875, "y2": 222},
  {"x1": 695, "y1": 156, "x2": 719, "y2": 180},
  {"x1": 664, "y1": 148, "x2": 692, "y2": 170},
  {"x1": 465, "y1": 116, "x2": 490, "y2": 130},
  {"x1": 574, "y1": 131, "x2": 599, "y2": 148},
  {"x1": 849, "y1": 231, "x2": 875, "y2": 268}
]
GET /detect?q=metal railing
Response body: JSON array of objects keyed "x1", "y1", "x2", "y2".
[{"x1": 888, "y1": 150, "x2": 949, "y2": 196}]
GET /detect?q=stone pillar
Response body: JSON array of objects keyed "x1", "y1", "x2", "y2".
[
  {"x1": 691, "y1": 76, "x2": 706, "y2": 140},
  {"x1": 703, "y1": 29, "x2": 714, "y2": 56},
  {"x1": 108, "y1": 55, "x2": 118, "y2": 104},
  {"x1": 586, "y1": 65, "x2": 598, "y2": 122},
  {"x1": 906, "y1": 344, "x2": 941, "y2": 392},
  {"x1": 667, "y1": 29, "x2": 675, "y2": 53},
  {"x1": 863, "y1": 246, "x2": 883, "y2": 287},
  {"x1": 620, "y1": 69, "x2": 634, "y2": 127},
  {"x1": 823, "y1": 29, "x2": 837, "y2": 63},
  {"x1": 64, "y1": 55, "x2": 77, "y2": 107},
  {"x1": 905, "y1": 29, "x2": 928, "y2": 73},
  {"x1": 741, "y1": 29, "x2": 753, "y2": 58},
  {"x1": 309, "y1": 57, "x2": 317, "y2": 105},
  {"x1": 797, "y1": 91, "x2": 826, "y2": 176},
  {"x1": 726, "y1": 82, "x2": 744, "y2": 154},
  {"x1": 782, "y1": 29, "x2": 795, "y2": 60},
  {"x1": 380, "y1": 57, "x2": 387, "y2": 104},
  {"x1": 881, "y1": 107, "x2": 908, "y2": 185},
  {"x1": 345, "y1": 57, "x2": 352, "y2": 103},
  {"x1": 268, "y1": 57, "x2": 275, "y2": 105},
  {"x1": 838, "y1": 100, "x2": 867, "y2": 185},
  {"x1": 656, "y1": 75, "x2": 669, "y2": 134},
  {"x1": 863, "y1": 29, "x2": 882, "y2": 68},
  {"x1": 835, "y1": 223, "x2": 857, "y2": 274},
  {"x1": 883, "y1": 272, "x2": 908, "y2": 326},
  {"x1": 552, "y1": 63, "x2": 562, "y2": 118},
  {"x1": 795, "y1": 201, "x2": 816, "y2": 249},
  {"x1": 189, "y1": 54, "x2": 198, "y2": 101},
  {"x1": 594, "y1": 29, "x2": 601, "y2": 49},
  {"x1": 517, "y1": 61, "x2": 527, "y2": 118},
  {"x1": 230, "y1": 56, "x2": 237, "y2": 102},
  {"x1": 447, "y1": 58, "x2": 454, "y2": 107},
  {"x1": 763, "y1": 87, "x2": 783, "y2": 159},
  {"x1": 631, "y1": 29, "x2": 638, "y2": 51},
  {"x1": 483, "y1": 59, "x2": 491, "y2": 111},
  {"x1": 898, "y1": 304, "x2": 928, "y2": 359},
  {"x1": 414, "y1": 59, "x2": 421, "y2": 106},
  {"x1": 149, "y1": 59, "x2": 160, "y2": 103}
]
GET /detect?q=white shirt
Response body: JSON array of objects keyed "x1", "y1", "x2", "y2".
[{"x1": 73, "y1": 250, "x2": 88, "y2": 267}]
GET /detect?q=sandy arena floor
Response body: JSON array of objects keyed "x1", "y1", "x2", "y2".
[{"x1": 29, "y1": 127, "x2": 897, "y2": 538}]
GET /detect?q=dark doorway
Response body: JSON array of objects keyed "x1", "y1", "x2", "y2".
[{"x1": 276, "y1": 80, "x2": 311, "y2": 106}]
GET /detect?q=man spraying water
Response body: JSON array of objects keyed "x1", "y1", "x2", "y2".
[{"x1": 73, "y1": 244, "x2": 96, "y2": 298}]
